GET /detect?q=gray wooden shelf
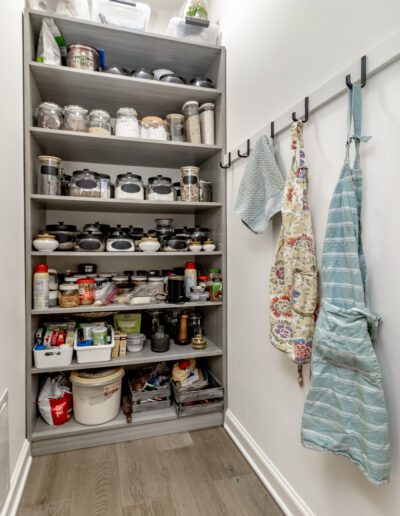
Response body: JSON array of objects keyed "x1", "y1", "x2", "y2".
[
  {"x1": 31, "y1": 251, "x2": 222, "y2": 257},
  {"x1": 31, "y1": 195, "x2": 223, "y2": 214},
  {"x1": 31, "y1": 340, "x2": 222, "y2": 374},
  {"x1": 30, "y1": 127, "x2": 221, "y2": 167},
  {"x1": 30, "y1": 62, "x2": 222, "y2": 117},
  {"x1": 31, "y1": 300, "x2": 223, "y2": 315}
]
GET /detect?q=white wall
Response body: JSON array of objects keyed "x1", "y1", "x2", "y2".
[
  {"x1": 212, "y1": 1, "x2": 400, "y2": 515},
  {"x1": 0, "y1": 0, "x2": 26, "y2": 489}
]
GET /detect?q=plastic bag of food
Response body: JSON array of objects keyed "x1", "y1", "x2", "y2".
[
  {"x1": 114, "y1": 313, "x2": 141, "y2": 334},
  {"x1": 37, "y1": 374, "x2": 73, "y2": 425},
  {"x1": 94, "y1": 281, "x2": 117, "y2": 306},
  {"x1": 180, "y1": 0, "x2": 209, "y2": 20},
  {"x1": 36, "y1": 18, "x2": 66, "y2": 65},
  {"x1": 55, "y1": 0, "x2": 91, "y2": 20}
]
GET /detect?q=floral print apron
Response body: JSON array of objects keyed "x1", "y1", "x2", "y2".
[{"x1": 269, "y1": 121, "x2": 318, "y2": 385}]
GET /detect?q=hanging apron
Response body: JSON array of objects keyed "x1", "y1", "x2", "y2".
[
  {"x1": 301, "y1": 85, "x2": 390, "y2": 486},
  {"x1": 270, "y1": 122, "x2": 318, "y2": 385}
]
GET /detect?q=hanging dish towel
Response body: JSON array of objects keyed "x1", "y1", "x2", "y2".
[
  {"x1": 301, "y1": 85, "x2": 390, "y2": 486},
  {"x1": 269, "y1": 121, "x2": 318, "y2": 385},
  {"x1": 234, "y1": 135, "x2": 285, "y2": 233}
]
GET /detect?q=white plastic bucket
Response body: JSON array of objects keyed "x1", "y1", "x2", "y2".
[{"x1": 70, "y1": 367, "x2": 124, "y2": 425}]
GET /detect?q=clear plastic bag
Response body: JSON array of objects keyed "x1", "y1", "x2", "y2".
[
  {"x1": 94, "y1": 281, "x2": 118, "y2": 305},
  {"x1": 115, "y1": 282, "x2": 166, "y2": 305},
  {"x1": 36, "y1": 18, "x2": 64, "y2": 66}
]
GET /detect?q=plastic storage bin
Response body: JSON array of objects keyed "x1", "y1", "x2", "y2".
[
  {"x1": 70, "y1": 367, "x2": 124, "y2": 425},
  {"x1": 166, "y1": 17, "x2": 220, "y2": 45},
  {"x1": 92, "y1": 0, "x2": 151, "y2": 31},
  {"x1": 73, "y1": 326, "x2": 115, "y2": 364},
  {"x1": 33, "y1": 345, "x2": 73, "y2": 369}
]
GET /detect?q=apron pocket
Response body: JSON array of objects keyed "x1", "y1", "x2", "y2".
[{"x1": 292, "y1": 268, "x2": 318, "y2": 316}]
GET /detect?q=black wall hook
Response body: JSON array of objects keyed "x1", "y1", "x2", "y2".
[
  {"x1": 220, "y1": 152, "x2": 231, "y2": 169},
  {"x1": 346, "y1": 55, "x2": 367, "y2": 89},
  {"x1": 292, "y1": 97, "x2": 309, "y2": 123},
  {"x1": 237, "y1": 139, "x2": 251, "y2": 158},
  {"x1": 270, "y1": 121, "x2": 275, "y2": 139}
]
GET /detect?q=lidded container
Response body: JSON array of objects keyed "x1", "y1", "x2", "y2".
[
  {"x1": 99, "y1": 173, "x2": 112, "y2": 198},
  {"x1": 76, "y1": 278, "x2": 96, "y2": 305},
  {"x1": 180, "y1": 166, "x2": 200, "y2": 202},
  {"x1": 88, "y1": 109, "x2": 111, "y2": 135},
  {"x1": 63, "y1": 105, "x2": 88, "y2": 132},
  {"x1": 35, "y1": 102, "x2": 63, "y2": 130},
  {"x1": 37, "y1": 155, "x2": 61, "y2": 196},
  {"x1": 140, "y1": 116, "x2": 167, "y2": 141},
  {"x1": 199, "y1": 180, "x2": 212, "y2": 202},
  {"x1": 166, "y1": 113, "x2": 185, "y2": 142},
  {"x1": 106, "y1": 226, "x2": 135, "y2": 252},
  {"x1": 115, "y1": 107, "x2": 139, "y2": 138},
  {"x1": 92, "y1": 1, "x2": 151, "y2": 31},
  {"x1": 69, "y1": 169, "x2": 101, "y2": 198},
  {"x1": 115, "y1": 173, "x2": 144, "y2": 200},
  {"x1": 59, "y1": 283, "x2": 80, "y2": 308},
  {"x1": 67, "y1": 44, "x2": 99, "y2": 71},
  {"x1": 45, "y1": 222, "x2": 77, "y2": 251},
  {"x1": 182, "y1": 101, "x2": 201, "y2": 144},
  {"x1": 147, "y1": 175, "x2": 175, "y2": 201},
  {"x1": 75, "y1": 231, "x2": 105, "y2": 252},
  {"x1": 199, "y1": 102, "x2": 215, "y2": 145},
  {"x1": 191, "y1": 225, "x2": 211, "y2": 243}
]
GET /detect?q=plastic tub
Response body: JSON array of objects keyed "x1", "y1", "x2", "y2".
[
  {"x1": 127, "y1": 333, "x2": 146, "y2": 353},
  {"x1": 33, "y1": 345, "x2": 73, "y2": 369},
  {"x1": 70, "y1": 367, "x2": 124, "y2": 425},
  {"x1": 74, "y1": 326, "x2": 115, "y2": 364}
]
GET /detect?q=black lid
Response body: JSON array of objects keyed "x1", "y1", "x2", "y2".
[
  {"x1": 148, "y1": 175, "x2": 172, "y2": 184},
  {"x1": 73, "y1": 168, "x2": 99, "y2": 178},
  {"x1": 117, "y1": 172, "x2": 142, "y2": 180},
  {"x1": 46, "y1": 221, "x2": 77, "y2": 232},
  {"x1": 110, "y1": 227, "x2": 128, "y2": 237}
]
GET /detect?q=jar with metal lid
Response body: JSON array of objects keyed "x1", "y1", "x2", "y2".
[
  {"x1": 37, "y1": 155, "x2": 62, "y2": 196},
  {"x1": 140, "y1": 116, "x2": 167, "y2": 141},
  {"x1": 63, "y1": 105, "x2": 88, "y2": 132},
  {"x1": 59, "y1": 283, "x2": 80, "y2": 308},
  {"x1": 166, "y1": 113, "x2": 185, "y2": 142},
  {"x1": 115, "y1": 173, "x2": 144, "y2": 200},
  {"x1": 180, "y1": 166, "x2": 200, "y2": 202},
  {"x1": 67, "y1": 44, "x2": 99, "y2": 71},
  {"x1": 200, "y1": 180, "x2": 212, "y2": 202},
  {"x1": 182, "y1": 101, "x2": 201, "y2": 144},
  {"x1": 106, "y1": 226, "x2": 135, "y2": 252},
  {"x1": 199, "y1": 102, "x2": 215, "y2": 145},
  {"x1": 46, "y1": 222, "x2": 77, "y2": 251},
  {"x1": 115, "y1": 107, "x2": 139, "y2": 138},
  {"x1": 76, "y1": 278, "x2": 96, "y2": 305},
  {"x1": 147, "y1": 175, "x2": 175, "y2": 201},
  {"x1": 88, "y1": 109, "x2": 111, "y2": 136},
  {"x1": 75, "y1": 231, "x2": 105, "y2": 252},
  {"x1": 35, "y1": 102, "x2": 63, "y2": 130},
  {"x1": 69, "y1": 169, "x2": 101, "y2": 198},
  {"x1": 98, "y1": 173, "x2": 112, "y2": 198}
]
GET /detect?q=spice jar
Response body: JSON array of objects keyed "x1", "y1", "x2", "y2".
[
  {"x1": 166, "y1": 113, "x2": 185, "y2": 142},
  {"x1": 88, "y1": 109, "x2": 111, "y2": 135},
  {"x1": 37, "y1": 155, "x2": 61, "y2": 196},
  {"x1": 63, "y1": 105, "x2": 88, "y2": 132},
  {"x1": 67, "y1": 44, "x2": 99, "y2": 71},
  {"x1": 147, "y1": 175, "x2": 175, "y2": 201},
  {"x1": 182, "y1": 101, "x2": 201, "y2": 144},
  {"x1": 115, "y1": 173, "x2": 144, "y2": 200},
  {"x1": 77, "y1": 278, "x2": 96, "y2": 305},
  {"x1": 199, "y1": 102, "x2": 215, "y2": 145},
  {"x1": 69, "y1": 169, "x2": 101, "y2": 198},
  {"x1": 35, "y1": 102, "x2": 63, "y2": 130},
  {"x1": 180, "y1": 166, "x2": 200, "y2": 202},
  {"x1": 115, "y1": 107, "x2": 139, "y2": 138},
  {"x1": 59, "y1": 283, "x2": 80, "y2": 308},
  {"x1": 140, "y1": 116, "x2": 167, "y2": 141}
]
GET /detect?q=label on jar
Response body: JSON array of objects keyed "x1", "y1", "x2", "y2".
[
  {"x1": 75, "y1": 179, "x2": 97, "y2": 190},
  {"x1": 121, "y1": 184, "x2": 141, "y2": 193},
  {"x1": 110, "y1": 240, "x2": 133, "y2": 250},
  {"x1": 78, "y1": 283, "x2": 95, "y2": 303},
  {"x1": 153, "y1": 185, "x2": 172, "y2": 195},
  {"x1": 40, "y1": 166, "x2": 58, "y2": 176},
  {"x1": 182, "y1": 175, "x2": 198, "y2": 185},
  {"x1": 79, "y1": 240, "x2": 101, "y2": 251}
]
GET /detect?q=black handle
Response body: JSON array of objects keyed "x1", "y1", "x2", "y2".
[
  {"x1": 292, "y1": 97, "x2": 309, "y2": 123},
  {"x1": 220, "y1": 152, "x2": 231, "y2": 169},
  {"x1": 237, "y1": 139, "x2": 251, "y2": 158},
  {"x1": 346, "y1": 55, "x2": 367, "y2": 89}
]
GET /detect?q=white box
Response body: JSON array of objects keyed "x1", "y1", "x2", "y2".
[
  {"x1": 74, "y1": 326, "x2": 115, "y2": 364},
  {"x1": 33, "y1": 345, "x2": 74, "y2": 369}
]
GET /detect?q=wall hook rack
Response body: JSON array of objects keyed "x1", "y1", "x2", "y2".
[
  {"x1": 292, "y1": 97, "x2": 309, "y2": 123},
  {"x1": 346, "y1": 55, "x2": 367, "y2": 89},
  {"x1": 237, "y1": 139, "x2": 251, "y2": 158},
  {"x1": 270, "y1": 121, "x2": 275, "y2": 139},
  {"x1": 220, "y1": 152, "x2": 231, "y2": 169}
]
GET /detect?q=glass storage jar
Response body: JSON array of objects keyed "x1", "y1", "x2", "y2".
[
  {"x1": 166, "y1": 113, "x2": 185, "y2": 142},
  {"x1": 37, "y1": 155, "x2": 61, "y2": 196},
  {"x1": 35, "y1": 102, "x2": 63, "y2": 130},
  {"x1": 199, "y1": 179, "x2": 212, "y2": 201},
  {"x1": 140, "y1": 116, "x2": 167, "y2": 140},
  {"x1": 106, "y1": 226, "x2": 135, "y2": 252},
  {"x1": 88, "y1": 109, "x2": 111, "y2": 135},
  {"x1": 180, "y1": 166, "x2": 200, "y2": 202},
  {"x1": 99, "y1": 173, "x2": 112, "y2": 198},
  {"x1": 199, "y1": 102, "x2": 215, "y2": 145},
  {"x1": 115, "y1": 173, "x2": 144, "y2": 199},
  {"x1": 75, "y1": 231, "x2": 105, "y2": 252},
  {"x1": 147, "y1": 175, "x2": 175, "y2": 201},
  {"x1": 69, "y1": 169, "x2": 101, "y2": 198},
  {"x1": 63, "y1": 105, "x2": 88, "y2": 132},
  {"x1": 59, "y1": 284, "x2": 80, "y2": 308},
  {"x1": 115, "y1": 107, "x2": 139, "y2": 137},
  {"x1": 182, "y1": 101, "x2": 201, "y2": 144},
  {"x1": 76, "y1": 278, "x2": 96, "y2": 305}
]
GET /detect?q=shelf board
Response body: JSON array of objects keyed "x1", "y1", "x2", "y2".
[
  {"x1": 31, "y1": 340, "x2": 222, "y2": 374},
  {"x1": 30, "y1": 62, "x2": 222, "y2": 117},
  {"x1": 31, "y1": 301, "x2": 223, "y2": 315},
  {"x1": 31, "y1": 251, "x2": 222, "y2": 257},
  {"x1": 30, "y1": 128, "x2": 221, "y2": 167}
]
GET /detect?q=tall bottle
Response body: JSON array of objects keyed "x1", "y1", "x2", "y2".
[
  {"x1": 184, "y1": 262, "x2": 197, "y2": 298},
  {"x1": 33, "y1": 264, "x2": 49, "y2": 309}
]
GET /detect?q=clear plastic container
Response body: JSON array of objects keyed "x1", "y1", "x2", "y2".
[
  {"x1": 140, "y1": 116, "x2": 167, "y2": 141},
  {"x1": 115, "y1": 107, "x2": 139, "y2": 138},
  {"x1": 182, "y1": 101, "x2": 201, "y2": 144},
  {"x1": 69, "y1": 169, "x2": 101, "y2": 198},
  {"x1": 59, "y1": 284, "x2": 80, "y2": 308},
  {"x1": 88, "y1": 109, "x2": 111, "y2": 135},
  {"x1": 63, "y1": 105, "x2": 88, "y2": 132},
  {"x1": 166, "y1": 113, "x2": 185, "y2": 142},
  {"x1": 77, "y1": 278, "x2": 96, "y2": 305},
  {"x1": 147, "y1": 175, "x2": 175, "y2": 201},
  {"x1": 35, "y1": 102, "x2": 63, "y2": 130},
  {"x1": 92, "y1": 0, "x2": 151, "y2": 31},
  {"x1": 115, "y1": 173, "x2": 144, "y2": 199},
  {"x1": 166, "y1": 17, "x2": 220, "y2": 45},
  {"x1": 199, "y1": 102, "x2": 215, "y2": 145},
  {"x1": 37, "y1": 155, "x2": 61, "y2": 195},
  {"x1": 75, "y1": 231, "x2": 105, "y2": 252},
  {"x1": 181, "y1": 166, "x2": 200, "y2": 202}
]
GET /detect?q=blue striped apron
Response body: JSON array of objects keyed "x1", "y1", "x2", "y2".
[{"x1": 301, "y1": 84, "x2": 390, "y2": 486}]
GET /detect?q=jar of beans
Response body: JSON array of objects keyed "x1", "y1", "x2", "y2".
[
  {"x1": 35, "y1": 102, "x2": 63, "y2": 130},
  {"x1": 182, "y1": 101, "x2": 201, "y2": 144},
  {"x1": 180, "y1": 166, "x2": 200, "y2": 202}
]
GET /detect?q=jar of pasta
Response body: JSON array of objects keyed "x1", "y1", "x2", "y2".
[{"x1": 59, "y1": 284, "x2": 80, "y2": 308}]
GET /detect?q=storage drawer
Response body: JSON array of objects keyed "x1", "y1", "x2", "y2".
[
  {"x1": 172, "y1": 372, "x2": 224, "y2": 417},
  {"x1": 128, "y1": 381, "x2": 171, "y2": 413}
]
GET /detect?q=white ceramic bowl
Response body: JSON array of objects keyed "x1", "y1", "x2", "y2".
[
  {"x1": 203, "y1": 243, "x2": 216, "y2": 252},
  {"x1": 33, "y1": 236, "x2": 59, "y2": 252},
  {"x1": 189, "y1": 244, "x2": 202, "y2": 252},
  {"x1": 138, "y1": 241, "x2": 161, "y2": 252}
]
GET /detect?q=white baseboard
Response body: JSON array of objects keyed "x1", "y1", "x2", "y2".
[
  {"x1": 0, "y1": 440, "x2": 31, "y2": 516},
  {"x1": 224, "y1": 410, "x2": 315, "y2": 516}
]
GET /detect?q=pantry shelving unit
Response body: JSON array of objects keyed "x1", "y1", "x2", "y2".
[{"x1": 24, "y1": 9, "x2": 226, "y2": 455}]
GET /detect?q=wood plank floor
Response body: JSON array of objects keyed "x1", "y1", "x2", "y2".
[{"x1": 18, "y1": 428, "x2": 283, "y2": 516}]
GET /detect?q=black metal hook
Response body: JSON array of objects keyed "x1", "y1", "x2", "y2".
[
  {"x1": 270, "y1": 121, "x2": 275, "y2": 139},
  {"x1": 292, "y1": 97, "x2": 309, "y2": 123},
  {"x1": 346, "y1": 55, "x2": 367, "y2": 89},
  {"x1": 220, "y1": 152, "x2": 231, "y2": 169},
  {"x1": 237, "y1": 139, "x2": 251, "y2": 158}
]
